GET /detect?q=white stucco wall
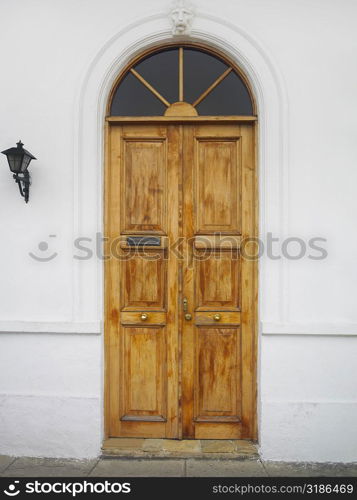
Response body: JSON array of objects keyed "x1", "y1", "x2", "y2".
[{"x1": 0, "y1": 0, "x2": 356, "y2": 461}]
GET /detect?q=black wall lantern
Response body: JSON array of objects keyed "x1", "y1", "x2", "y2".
[{"x1": 1, "y1": 141, "x2": 36, "y2": 203}]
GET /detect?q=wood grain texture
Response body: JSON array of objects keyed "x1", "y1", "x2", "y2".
[
  {"x1": 121, "y1": 137, "x2": 167, "y2": 233},
  {"x1": 106, "y1": 124, "x2": 122, "y2": 437},
  {"x1": 181, "y1": 123, "x2": 255, "y2": 439},
  {"x1": 195, "y1": 136, "x2": 241, "y2": 234},
  {"x1": 194, "y1": 235, "x2": 241, "y2": 249},
  {"x1": 121, "y1": 251, "x2": 167, "y2": 310},
  {"x1": 239, "y1": 123, "x2": 257, "y2": 439},
  {"x1": 181, "y1": 124, "x2": 196, "y2": 438},
  {"x1": 195, "y1": 250, "x2": 240, "y2": 311},
  {"x1": 121, "y1": 326, "x2": 166, "y2": 422},
  {"x1": 105, "y1": 44, "x2": 257, "y2": 442},
  {"x1": 103, "y1": 120, "x2": 111, "y2": 438},
  {"x1": 165, "y1": 125, "x2": 181, "y2": 438},
  {"x1": 195, "y1": 422, "x2": 242, "y2": 440},
  {"x1": 194, "y1": 327, "x2": 241, "y2": 423},
  {"x1": 105, "y1": 120, "x2": 257, "y2": 441},
  {"x1": 195, "y1": 312, "x2": 241, "y2": 325},
  {"x1": 106, "y1": 116, "x2": 257, "y2": 123},
  {"x1": 120, "y1": 311, "x2": 166, "y2": 326},
  {"x1": 106, "y1": 124, "x2": 179, "y2": 438},
  {"x1": 197, "y1": 141, "x2": 232, "y2": 229},
  {"x1": 164, "y1": 101, "x2": 198, "y2": 116}
]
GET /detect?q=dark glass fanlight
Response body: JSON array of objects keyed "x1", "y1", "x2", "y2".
[
  {"x1": 110, "y1": 46, "x2": 254, "y2": 116},
  {"x1": 1, "y1": 141, "x2": 36, "y2": 203}
]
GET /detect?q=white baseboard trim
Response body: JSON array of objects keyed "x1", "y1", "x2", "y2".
[
  {"x1": 0, "y1": 321, "x2": 102, "y2": 334},
  {"x1": 1, "y1": 321, "x2": 356, "y2": 336},
  {"x1": 262, "y1": 322, "x2": 357, "y2": 336}
]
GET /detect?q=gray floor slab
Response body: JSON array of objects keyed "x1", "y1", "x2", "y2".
[
  {"x1": 186, "y1": 459, "x2": 267, "y2": 477},
  {"x1": 3, "y1": 457, "x2": 98, "y2": 477},
  {"x1": 90, "y1": 458, "x2": 185, "y2": 477},
  {"x1": 0, "y1": 455, "x2": 16, "y2": 473},
  {"x1": 264, "y1": 462, "x2": 357, "y2": 477},
  {"x1": 1, "y1": 456, "x2": 357, "y2": 477}
]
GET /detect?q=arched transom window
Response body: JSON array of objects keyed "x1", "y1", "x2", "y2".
[{"x1": 109, "y1": 46, "x2": 255, "y2": 117}]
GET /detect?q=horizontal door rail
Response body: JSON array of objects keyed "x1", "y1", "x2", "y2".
[{"x1": 106, "y1": 115, "x2": 257, "y2": 123}]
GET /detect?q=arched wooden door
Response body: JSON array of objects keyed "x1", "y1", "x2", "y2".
[{"x1": 105, "y1": 45, "x2": 257, "y2": 440}]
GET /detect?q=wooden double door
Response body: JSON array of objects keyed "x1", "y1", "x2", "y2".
[{"x1": 106, "y1": 120, "x2": 257, "y2": 440}]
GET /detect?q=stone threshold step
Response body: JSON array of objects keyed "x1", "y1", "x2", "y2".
[{"x1": 102, "y1": 438, "x2": 258, "y2": 460}]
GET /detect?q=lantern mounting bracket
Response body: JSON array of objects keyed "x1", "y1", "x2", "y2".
[{"x1": 13, "y1": 171, "x2": 30, "y2": 203}]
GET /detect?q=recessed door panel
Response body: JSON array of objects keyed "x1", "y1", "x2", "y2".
[
  {"x1": 195, "y1": 250, "x2": 240, "y2": 311},
  {"x1": 121, "y1": 138, "x2": 167, "y2": 234},
  {"x1": 121, "y1": 251, "x2": 167, "y2": 311},
  {"x1": 194, "y1": 327, "x2": 241, "y2": 422},
  {"x1": 195, "y1": 138, "x2": 241, "y2": 234},
  {"x1": 121, "y1": 326, "x2": 166, "y2": 422}
]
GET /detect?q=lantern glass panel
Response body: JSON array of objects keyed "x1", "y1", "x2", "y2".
[
  {"x1": 8, "y1": 153, "x2": 23, "y2": 173},
  {"x1": 21, "y1": 154, "x2": 32, "y2": 172}
]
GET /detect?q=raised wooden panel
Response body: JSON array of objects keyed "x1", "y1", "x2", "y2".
[
  {"x1": 194, "y1": 327, "x2": 241, "y2": 422},
  {"x1": 195, "y1": 138, "x2": 241, "y2": 234},
  {"x1": 194, "y1": 423, "x2": 242, "y2": 439},
  {"x1": 121, "y1": 138, "x2": 167, "y2": 233},
  {"x1": 121, "y1": 311, "x2": 166, "y2": 326},
  {"x1": 195, "y1": 250, "x2": 240, "y2": 311},
  {"x1": 121, "y1": 327, "x2": 167, "y2": 422},
  {"x1": 195, "y1": 311, "x2": 241, "y2": 325},
  {"x1": 121, "y1": 251, "x2": 166, "y2": 311}
]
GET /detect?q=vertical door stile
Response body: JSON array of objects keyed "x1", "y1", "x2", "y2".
[
  {"x1": 182, "y1": 124, "x2": 196, "y2": 438},
  {"x1": 240, "y1": 123, "x2": 257, "y2": 439},
  {"x1": 166, "y1": 124, "x2": 181, "y2": 437},
  {"x1": 106, "y1": 124, "x2": 122, "y2": 437},
  {"x1": 177, "y1": 124, "x2": 184, "y2": 439}
]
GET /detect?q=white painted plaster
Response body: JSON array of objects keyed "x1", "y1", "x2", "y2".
[{"x1": 0, "y1": 0, "x2": 357, "y2": 461}]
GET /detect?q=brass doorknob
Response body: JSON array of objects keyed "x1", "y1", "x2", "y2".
[
  {"x1": 140, "y1": 313, "x2": 148, "y2": 321},
  {"x1": 185, "y1": 313, "x2": 192, "y2": 321},
  {"x1": 213, "y1": 314, "x2": 221, "y2": 321}
]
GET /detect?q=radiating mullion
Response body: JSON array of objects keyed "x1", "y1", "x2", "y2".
[
  {"x1": 179, "y1": 48, "x2": 184, "y2": 102},
  {"x1": 130, "y1": 68, "x2": 171, "y2": 107},
  {"x1": 192, "y1": 67, "x2": 232, "y2": 107}
]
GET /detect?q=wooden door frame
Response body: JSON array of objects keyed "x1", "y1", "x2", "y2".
[
  {"x1": 103, "y1": 42, "x2": 258, "y2": 441},
  {"x1": 104, "y1": 115, "x2": 258, "y2": 441}
]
